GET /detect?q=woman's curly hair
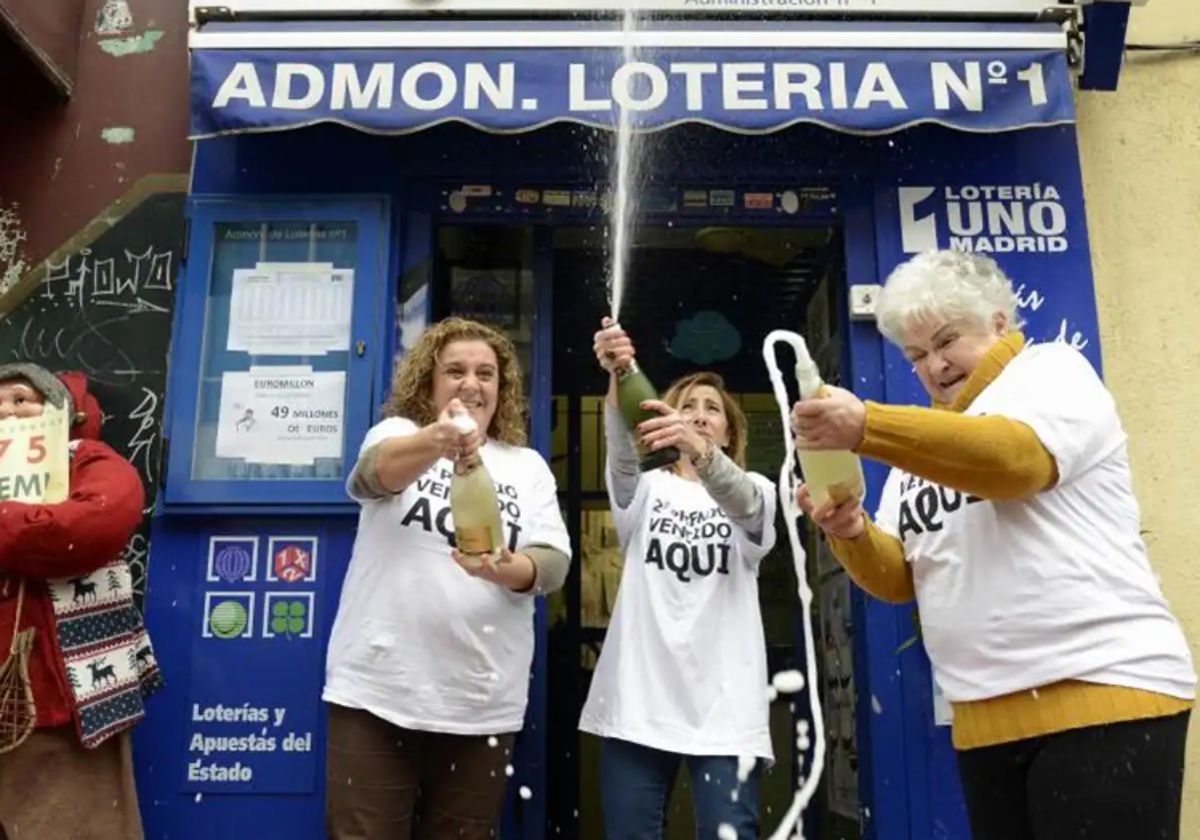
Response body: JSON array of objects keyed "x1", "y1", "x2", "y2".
[
  {"x1": 385, "y1": 317, "x2": 527, "y2": 446},
  {"x1": 662, "y1": 371, "x2": 749, "y2": 468}
]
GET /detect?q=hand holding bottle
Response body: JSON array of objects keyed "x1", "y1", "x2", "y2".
[
  {"x1": 594, "y1": 317, "x2": 635, "y2": 374},
  {"x1": 795, "y1": 484, "x2": 866, "y2": 540},
  {"x1": 451, "y1": 545, "x2": 537, "y2": 592},
  {"x1": 636, "y1": 399, "x2": 710, "y2": 461},
  {"x1": 791, "y1": 385, "x2": 867, "y2": 451},
  {"x1": 432, "y1": 398, "x2": 482, "y2": 462}
]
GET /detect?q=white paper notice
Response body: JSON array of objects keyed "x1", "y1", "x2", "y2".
[
  {"x1": 215, "y1": 366, "x2": 346, "y2": 466},
  {"x1": 0, "y1": 407, "x2": 71, "y2": 504},
  {"x1": 227, "y1": 265, "x2": 354, "y2": 356}
]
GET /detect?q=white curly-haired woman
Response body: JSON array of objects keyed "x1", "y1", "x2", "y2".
[{"x1": 789, "y1": 249, "x2": 1195, "y2": 840}]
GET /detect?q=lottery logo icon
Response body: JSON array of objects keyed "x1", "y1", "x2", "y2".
[
  {"x1": 273, "y1": 545, "x2": 312, "y2": 584},
  {"x1": 210, "y1": 600, "x2": 248, "y2": 639},
  {"x1": 214, "y1": 545, "x2": 253, "y2": 582}
]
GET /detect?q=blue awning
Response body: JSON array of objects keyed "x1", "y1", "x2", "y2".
[{"x1": 188, "y1": 21, "x2": 1075, "y2": 140}]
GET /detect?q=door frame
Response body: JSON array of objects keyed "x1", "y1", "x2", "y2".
[
  {"x1": 416, "y1": 178, "x2": 899, "y2": 840},
  {"x1": 421, "y1": 218, "x2": 557, "y2": 840}
]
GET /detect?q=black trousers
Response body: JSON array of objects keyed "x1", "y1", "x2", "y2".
[{"x1": 956, "y1": 711, "x2": 1190, "y2": 840}]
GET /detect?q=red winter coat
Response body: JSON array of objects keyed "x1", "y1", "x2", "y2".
[{"x1": 0, "y1": 371, "x2": 145, "y2": 728}]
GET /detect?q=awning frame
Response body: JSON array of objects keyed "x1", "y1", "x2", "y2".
[
  {"x1": 190, "y1": 23, "x2": 1070, "y2": 52},
  {"x1": 190, "y1": 0, "x2": 1137, "y2": 25}
]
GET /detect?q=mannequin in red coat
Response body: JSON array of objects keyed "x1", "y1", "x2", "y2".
[{"x1": 0, "y1": 364, "x2": 158, "y2": 840}]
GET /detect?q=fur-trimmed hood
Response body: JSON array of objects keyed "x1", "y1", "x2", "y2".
[{"x1": 0, "y1": 363, "x2": 102, "y2": 441}]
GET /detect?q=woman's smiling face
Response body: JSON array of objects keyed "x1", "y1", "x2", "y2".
[{"x1": 430, "y1": 339, "x2": 500, "y2": 432}]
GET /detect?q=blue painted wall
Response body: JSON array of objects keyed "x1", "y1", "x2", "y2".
[{"x1": 135, "y1": 120, "x2": 1100, "y2": 840}]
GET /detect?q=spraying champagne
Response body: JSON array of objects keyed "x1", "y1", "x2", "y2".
[
  {"x1": 792, "y1": 341, "x2": 866, "y2": 507},
  {"x1": 605, "y1": 322, "x2": 681, "y2": 473}
]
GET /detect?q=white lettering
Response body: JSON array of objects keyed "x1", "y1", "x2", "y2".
[
  {"x1": 670, "y1": 62, "x2": 718, "y2": 111},
  {"x1": 213, "y1": 63, "x2": 266, "y2": 109},
  {"x1": 569, "y1": 63, "x2": 611, "y2": 111},
  {"x1": 282, "y1": 731, "x2": 314, "y2": 752},
  {"x1": 188, "y1": 760, "x2": 254, "y2": 783},
  {"x1": 1028, "y1": 201, "x2": 1067, "y2": 236},
  {"x1": 272, "y1": 63, "x2": 324, "y2": 110},
  {"x1": 722, "y1": 63, "x2": 768, "y2": 111},
  {"x1": 464, "y1": 63, "x2": 515, "y2": 111},
  {"x1": 1015, "y1": 283, "x2": 1046, "y2": 312},
  {"x1": 829, "y1": 62, "x2": 849, "y2": 109},
  {"x1": 612, "y1": 62, "x2": 669, "y2": 112},
  {"x1": 854, "y1": 63, "x2": 907, "y2": 110},
  {"x1": 330, "y1": 64, "x2": 394, "y2": 110},
  {"x1": 273, "y1": 707, "x2": 287, "y2": 727},
  {"x1": 987, "y1": 202, "x2": 1025, "y2": 236},
  {"x1": 400, "y1": 62, "x2": 457, "y2": 111},
  {"x1": 188, "y1": 732, "x2": 278, "y2": 756},
  {"x1": 948, "y1": 236, "x2": 1068, "y2": 254},
  {"x1": 773, "y1": 63, "x2": 823, "y2": 110},
  {"x1": 931, "y1": 62, "x2": 983, "y2": 112},
  {"x1": 191, "y1": 703, "x2": 271, "y2": 724},
  {"x1": 947, "y1": 202, "x2": 984, "y2": 236}
]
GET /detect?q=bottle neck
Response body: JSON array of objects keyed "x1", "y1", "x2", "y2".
[
  {"x1": 616, "y1": 359, "x2": 642, "y2": 380},
  {"x1": 796, "y1": 364, "x2": 824, "y2": 400},
  {"x1": 454, "y1": 453, "x2": 482, "y2": 475}
]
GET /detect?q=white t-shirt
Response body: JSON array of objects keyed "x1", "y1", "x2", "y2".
[
  {"x1": 579, "y1": 467, "x2": 779, "y2": 761},
  {"x1": 323, "y1": 417, "x2": 572, "y2": 735},
  {"x1": 875, "y1": 342, "x2": 1196, "y2": 703}
]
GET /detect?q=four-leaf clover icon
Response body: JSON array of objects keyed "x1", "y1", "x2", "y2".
[{"x1": 270, "y1": 599, "x2": 307, "y2": 638}]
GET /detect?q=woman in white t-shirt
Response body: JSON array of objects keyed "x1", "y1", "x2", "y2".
[
  {"x1": 323, "y1": 317, "x2": 572, "y2": 840},
  {"x1": 791, "y1": 250, "x2": 1195, "y2": 840},
  {"x1": 580, "y1": 318, "x2": 779, "y2": 840}
]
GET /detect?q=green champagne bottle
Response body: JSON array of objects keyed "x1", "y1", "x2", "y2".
[
  {"x1": 448, "y1": 414, "x2": 505, "y2": 570},
  {"x1": 614, "y1": 351, "x2": 681, "y2": 473}
]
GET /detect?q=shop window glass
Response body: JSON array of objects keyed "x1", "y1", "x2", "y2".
[{"x1": 191, "y1": 221, "x2": 359, "y2": 482}]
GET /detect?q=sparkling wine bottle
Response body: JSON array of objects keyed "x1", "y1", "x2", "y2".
[
  {"x1": 612, "y1": 328, "x2": 681, "y2": 472},
  {"x1": 448, "y1": 414, "x2": 505, "y2": 569},
  {"x1": 793, "y1": 341, "x2": 866, "y2": 507}
]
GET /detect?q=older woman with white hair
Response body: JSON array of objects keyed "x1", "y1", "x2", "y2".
[{"x1": 790, "y1": 249, "x2": 1195, "y2": 840}]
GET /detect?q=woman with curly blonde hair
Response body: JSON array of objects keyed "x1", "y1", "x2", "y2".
[{"x1": 323, "y1": 317, "x2": 572, "y2": 840}]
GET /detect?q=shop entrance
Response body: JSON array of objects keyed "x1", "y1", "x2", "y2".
[{"x1": 431, "y1": 214, "x2": 863, "y2": 840}]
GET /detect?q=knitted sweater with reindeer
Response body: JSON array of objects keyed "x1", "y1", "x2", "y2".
[{"x1": 0, "y1": 364, "x2": 161, "y2": 748}]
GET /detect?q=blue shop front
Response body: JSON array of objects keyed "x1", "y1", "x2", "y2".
[{"x1": 138, "y1": 3, "x2": 1134, "y2": 839}]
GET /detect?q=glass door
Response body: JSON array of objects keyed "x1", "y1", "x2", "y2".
[
  {"x1": 430, "y1": 221, "x2": 554, "y2": 840},
  {"x1": 544, "y1": 221, "x2": 862, "y2": 840}
]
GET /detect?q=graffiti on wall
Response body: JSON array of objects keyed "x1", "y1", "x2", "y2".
[
  {"x1": 0, "y1": 180, "x2": 186, "y2": 605},
  {"x1": 0, "y1": 202, "x2": 30, "y2": 293}
]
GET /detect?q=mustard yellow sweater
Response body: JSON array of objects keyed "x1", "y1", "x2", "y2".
[{"x1": 828, "y1": 332, "x2": 1191, "y2": 750}]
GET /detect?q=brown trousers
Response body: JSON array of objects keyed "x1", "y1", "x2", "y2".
[
  {"x1": 0, "y1": 726, "x2": 143, "y2": 840},
  {"x1": 326, "y1": 704, "x2": 516, "y2": 840}
]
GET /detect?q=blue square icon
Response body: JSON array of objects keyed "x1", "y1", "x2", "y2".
[{"x1": 206, "y1": 536, "x2": 258, "y2": 583}]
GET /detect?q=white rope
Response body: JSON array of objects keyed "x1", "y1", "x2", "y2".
[{"x1": 762, "y1": 330, "x2": 827, "y2": 840}]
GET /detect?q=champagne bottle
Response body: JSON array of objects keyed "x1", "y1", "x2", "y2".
[
  {"x1": 611, "y1": 326, "x2": 681, "y2": 472},
  {"x1": 448, "y1": 414, "x2": 505, "y2": 569},
  {"x1": 794, "y1": 343, "x2": 866, "y2": 508}
]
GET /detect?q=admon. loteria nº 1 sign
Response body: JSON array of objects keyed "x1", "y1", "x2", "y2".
[{"x1": 190, "y1": 46, "x2": 1075, "y2": 138}]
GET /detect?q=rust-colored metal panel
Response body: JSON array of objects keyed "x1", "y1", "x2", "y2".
[
  {"x1": 0, "y1": 0, "x2": 190, "y2": 280},
  {"x1": 0, "y1": 0, "x2": 86, "y2": 97}
]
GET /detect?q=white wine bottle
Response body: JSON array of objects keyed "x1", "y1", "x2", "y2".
[
  {"x1": 794, "y1": 342, "x2": 866, "y2": 508},
  {"x1": 448, "y1": 414, "x2": 506, "y2": 570}
]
